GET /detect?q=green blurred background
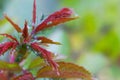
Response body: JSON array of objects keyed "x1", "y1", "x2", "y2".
[{"x1": 0, "y1": 0, "x2": 120, "y2": 80}]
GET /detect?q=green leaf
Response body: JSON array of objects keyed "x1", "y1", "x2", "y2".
[
  {"x1": 37, "y1": 62, "x2": 92, "y2": 80},
  {"x1": 0, "y1": 60, "x2": 22, "y2": 72},
  {"x1": 0, "y1": 18, "x2": 7, "y2": 26},
  {"x1": 28, "y1": 57, "x2": 45, "y2": 69}
]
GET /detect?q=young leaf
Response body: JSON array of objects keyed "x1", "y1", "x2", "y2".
[
  {"x1": 34, "y1": 8, "x2": 78, "y2": 34},
  {"x1": 13, "y1": 72, "x2": 35, "y2": 80},
  {"x1": 22, "y1": 21, "x2": 29, "y2": 41},
  {"x1": 4, "y1": 15, "x2": 22, "y2": 32},
  {"x1": 32, "y1": 0, "x2": 36, "y2": 25},
  {"x1": 0, "y1": 60, "x2": 22, "y2": 72},
  {"x1": 30, "y1": 42, "x2": 59, "y2": 74},
  {"x1": 0, "y1": 42, "x2": 17, "y2": 56},
  {"x1": 37, "y1": 62, "x2": 92, "y2": 80},
  {"x1": 36, "y1": 36, "x2": 61, "y2": 45},
  {"x1": 0, "y1": 34, "x2": 18, "y2": 42}
]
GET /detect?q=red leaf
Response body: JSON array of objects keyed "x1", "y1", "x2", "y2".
[
  {"x1": 36, "y1": 36, "x2": 61, "y2": 45},
  {"x1": 37, "y1": 62, "x2": 92, "y2": 80},
  {"x1": 34, "y1": 8, "x2": 78, "y2": 34},
  {"x1": 0, "y1": 34, "x2": 18, "y2": 42},
  {"x1": 30, "y1": 42, "x2": 59, "y2": 74},
  {"x1": 4, "y1": 15, "x2": 22, "y2": 33},
  {"x1": 0, "y1": 42, "x2": 17, "y2": 56},
  {"x1": 32, "y1": 0, "x2": 36, "y2": 25},
  {"x1": 22, "y1": 21, "x2": 29, "y2": 41},
  {"x1": 13, "y1": 72, "x2": 34, "y2": 80}
]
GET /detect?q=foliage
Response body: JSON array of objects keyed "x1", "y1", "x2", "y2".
[
  {"x1": 37, "y1": 62, "x2": 91, "y2": 80},
  {"x1": 0, "y1": 0, "x2": 92, "y2": 80}
]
